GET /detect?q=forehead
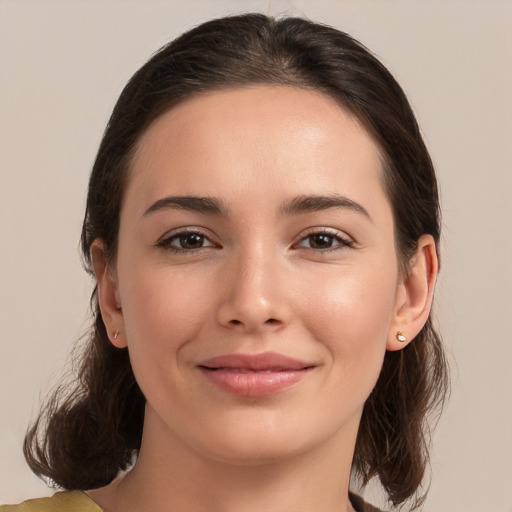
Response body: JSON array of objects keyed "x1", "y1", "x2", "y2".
[{"x1": 126, "y1": 85, "x2": 386, "y2": 212}]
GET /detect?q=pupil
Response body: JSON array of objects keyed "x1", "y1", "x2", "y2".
[
  {"x1": 312, "y1": 234, "x2": 332, "y2": 248},
  {"x1": 181, "y1": 233, "x2": 203, "y2": 248}
]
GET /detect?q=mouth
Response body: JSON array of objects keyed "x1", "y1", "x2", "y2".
[{"x1": 198, "y1": 352, "x2": 315, "y2": 397}]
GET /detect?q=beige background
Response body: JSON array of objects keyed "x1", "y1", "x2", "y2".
[{"x1": 1, "y1": 1, "x2": 511, "y2": 510}]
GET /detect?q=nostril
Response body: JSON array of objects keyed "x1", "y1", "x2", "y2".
[{"x1": 225, "y1": 318, "x2": 280, "y2": 328}]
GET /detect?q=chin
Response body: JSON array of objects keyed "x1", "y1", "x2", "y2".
[
  {"x1": 188, "y1": 410, "x2": 351, "y2": 468},
  {"x1": 200, "y1": 436, "x2": 308, "y2": 467}
]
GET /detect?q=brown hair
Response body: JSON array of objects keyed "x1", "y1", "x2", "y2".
[{"x1": 24, "y1": 13, "x2": 448, "y2": 510}]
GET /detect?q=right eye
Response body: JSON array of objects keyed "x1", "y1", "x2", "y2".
[{"x1": 157, "y1": 230, "x2": 217, "y2": 253}]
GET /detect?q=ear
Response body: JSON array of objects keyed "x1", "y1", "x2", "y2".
[
  {"x1": 90, "y1": 239, "x2": 127, "y2": 348},
  {"x1": 387, "y1": 234, "x2": 438, "y2": 351}
]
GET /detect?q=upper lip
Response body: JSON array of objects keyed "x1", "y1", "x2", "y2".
[{"x1": 198, "y1": 352, "x2": 313, "y2": 371}]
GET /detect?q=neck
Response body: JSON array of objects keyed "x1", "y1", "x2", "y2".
[{"x1": 91, "y1": 410, "x2": 359, "y2": 512}]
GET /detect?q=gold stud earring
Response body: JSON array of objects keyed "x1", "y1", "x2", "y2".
[
  {"x1": 396, "y1": 331, "x2": 407, "y2": 342},
  {"x1": 113, "y1": 330, "x2": 119, "y2": 340}
]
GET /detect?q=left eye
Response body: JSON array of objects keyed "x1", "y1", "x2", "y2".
[{"x1": 296, "y1": 232, "x2": 352, "y2": 250}]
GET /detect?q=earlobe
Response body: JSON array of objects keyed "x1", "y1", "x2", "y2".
[
  {"x1": 387, "y1": 234, "x2": 438, "y2": 351},
  {"x1": 90, "y1": 240, "x2": 127, "y2": 349}
]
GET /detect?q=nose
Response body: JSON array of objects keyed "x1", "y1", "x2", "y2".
[{"x1": 215, "y1": 245, "x2": 290, "y2": 334}]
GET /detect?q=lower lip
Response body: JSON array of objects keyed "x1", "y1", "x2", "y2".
[{"x1": 199, "y1": 367, "x2": 311, "y2": 397}]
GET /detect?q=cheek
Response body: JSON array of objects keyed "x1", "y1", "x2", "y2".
[
  {"x1": 116, "y1": 264, "x2": 217, "y2": 410},
  {"x1": 305, "y1": 259, "x2": 398, "y2": 332},
  {"x1": 115, "y1": 259, "x2": 216, "y2": 385},
  {"x1": 302, "y1": 262, "x2": 398, "y2": 394},
  {"x1": 120, "y1": 267, "x2": 213, "y2": 341}
]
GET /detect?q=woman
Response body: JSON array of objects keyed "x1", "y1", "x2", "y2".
[{"x1": 2, "y1": 13, "x2": 448, "y2": 512}]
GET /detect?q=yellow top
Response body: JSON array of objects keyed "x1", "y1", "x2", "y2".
[
  {"x1": 0, "y1": 492, "x2": 102, "y2": 512},
  {"x1": 1, "y1": 491, "x2": 382, "y2": 512}
]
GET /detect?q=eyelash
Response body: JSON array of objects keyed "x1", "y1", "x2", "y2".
[
  {"x1": 156, "y1": 229, "x2": 217, "y2": 254},
  {"x1": 293, "y1": 229, "x2": 355, "y2": 252},
  {"x1": 156, "y1": 228, "x2": 354, "y2": 254}
]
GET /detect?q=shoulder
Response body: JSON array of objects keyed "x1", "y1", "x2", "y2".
[
  {"x1": 349, "y1": 492, "x2": 385, "y2": 512},
  {"x1": 1, "y1": 492, "x2": 102, "y2": 512}
]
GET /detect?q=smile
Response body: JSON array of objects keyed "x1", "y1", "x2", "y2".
[{"x1": 198, "y1": 352, "x2": 315, "y2": 397}]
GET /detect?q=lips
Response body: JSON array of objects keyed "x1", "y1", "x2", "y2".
[{"x1": 198, "y1": 352, "x2": 314, "y2": 397}]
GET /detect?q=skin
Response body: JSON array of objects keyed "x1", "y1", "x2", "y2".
[{"x1": 89, "y1": 85, "x2": 438, "y2": 512}]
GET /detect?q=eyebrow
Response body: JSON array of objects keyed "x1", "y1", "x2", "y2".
[
  {"x1": 143, "y1": 193, "x2": 371, "y2": 221},
  {"x1": 143, "y1": 195, "x2": 228, "y2": 216},
  {"x1": 281, "y1": 194, "x2": 371, "y2": 221}
]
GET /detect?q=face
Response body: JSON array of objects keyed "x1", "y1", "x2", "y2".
[{"x1": 98, "y1": 85, "x2": 413, "y2": 466}]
